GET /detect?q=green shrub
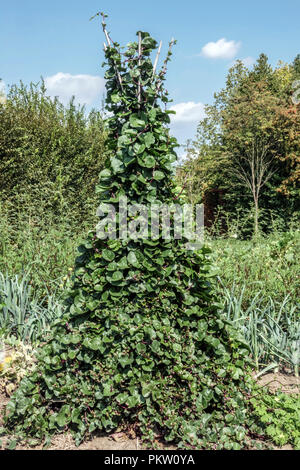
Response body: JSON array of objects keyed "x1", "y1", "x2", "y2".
[
  {"x1": 0, "y1": 80, "x2": 108, "y2": 225},
  {"x1": 251, "y1": 393, "x2": 300, "y2": 449},
  {"x1": 0, "y1": 206, "x2": 85, "y2": 300}
]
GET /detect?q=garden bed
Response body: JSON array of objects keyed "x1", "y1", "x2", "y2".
[{"x1": 1, "y1": 371, "x2": 298, "y2": 451}]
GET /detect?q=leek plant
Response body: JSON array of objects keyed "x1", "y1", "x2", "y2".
[
  {"x1": 0, "y1": 271, "x2": 63, "y2": 343},
  {"x1": 222, "y1": 281, "x2": 300, "y2": 377}
]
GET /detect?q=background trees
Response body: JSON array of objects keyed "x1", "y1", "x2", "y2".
[
  {"x1": 178, "y1": 54, "x2": 300, "y2": 236},
  {"x1": 1, "y1": 53, "x2": 299, "y2": 238}
]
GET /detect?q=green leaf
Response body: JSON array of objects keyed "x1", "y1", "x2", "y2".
[
  {"x1": 172, "y1": 343, "x2": 181, "y2": 353},
  {"x1": 102, "y1": 249, "x2": 115, "y2": 262},
  {"x1": 112, "y1": 271, "x2": 123, "y2": 281},
  {"x1": 127, "y1": 251, "x2": 139, "y2": 266},
  {"x1": 127, "y1": 396, "x2": 139, "y2": 408},
  {"x1": 130, "y1": 114, "x2": 146, "y2": 128},
  {"x1": 133, "y1": 143, "x2": 146, "y2": 154},
  {"x1": 111, "y1": 92, "x2": 121, "y2": 103},
  {"x1": 137, "y1": 343, "x2": 146, "y2": 353},
  {"x1": 138, "y1": 155, "x2": 156, "y2": 168},
  {"x1": 71, "y1": 334, "x2": 81, "y2": 344},
  {"x1": 153, "y1": 171, "x2": 164, "y2": 181},
  {"x1": 99, "y1": 169, "x2": 112, "y2": 179},
  {"x1": 68, "y1": 349, "x2": 77, "y2": 359},
  {"x1": 117, "y1": 256, "x2": 128, "y2": 269},
  {"x1": 149, "y1": 108, "x2": 157, "y2": 122},
  {"x1": 118, "y1": 135, "x2": 131, "y2": 147},
  {"x1": 144, "y1": 132, "x2": 155, "y2": 148},
  {"x1": 7, "y1": 439, "x2": 17, "y2": 450},
  {"x1": 151, "y1": 340, "x2": 161, "y2": 353},
  {"x1": 118, "y1": 355, "x2": 132, "y2": 368},
  {"x1": 111, "y1": 157, "x2": 124, "y2": 173},
  {"x1": 225, "y1": 414, "x2": 234, "y2": 423}
]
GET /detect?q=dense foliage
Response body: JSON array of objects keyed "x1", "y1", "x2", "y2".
[
  {"x1": 2, "y1": 21, "x2": 274, "y2": 449},
  {"x1": 0, "y1": 80, "x2": 107, "y2": 225},
  {"x1": 251, "y1": 392, "x2": 300, "y2": 449}
]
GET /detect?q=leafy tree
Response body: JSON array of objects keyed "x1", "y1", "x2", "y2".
[
  {"x1": 251, "y1": 53, "x2": 273, "y2": 82},
  {"x1": 274, "y1": 100, "x2": 300, "y2": 198},
  {"x1": 292, "y1": 54, "x2": 300, "y2": 77},
  {"x1": 179, "y1": 56, "x2": 299, "y2": 235},
  {"x1": 220, "y1": 79, "x2": 282, "y2": 236},
  {"x1": 3, "y1": 16, "x2": 270, "y2": 450}
]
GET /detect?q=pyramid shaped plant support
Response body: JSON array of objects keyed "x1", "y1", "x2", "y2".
[{"x1": 3, "y1": 15, "x2": 266, "y2": 449}]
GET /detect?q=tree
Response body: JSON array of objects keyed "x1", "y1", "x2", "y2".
[
  {"x1": 178, "y1": 56, "x2": 299, "y2": 235},
  {"x1": 4, "y1": 15, "x2": 268, "y2": 450},
  {"x1": 274, "y1": 101, "x2": 300, "y2": 198},
  {"x1": 292, "y1": 54, "x2": 300, "y2": 77},
  {"x1": 221, "y1": 79, "x2": 281, "y2": 236},
  {"x1": 251, "y1": 53, "x2": 273, "y2": 82}
]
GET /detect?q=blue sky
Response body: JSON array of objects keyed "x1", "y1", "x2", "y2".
[{"x1": 1, "y1": 0, "x2": 300, "y2": 152}]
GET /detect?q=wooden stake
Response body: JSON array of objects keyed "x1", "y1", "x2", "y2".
[
  {"x1": 101, "y1": 13, "x2": 111, "y2": 46},
  {"x1": 152, "y1": 40, "x2": 162, "y2": 79},
  {"x1": 101, "y1": 15, "x2": 123, "y2": 92}
]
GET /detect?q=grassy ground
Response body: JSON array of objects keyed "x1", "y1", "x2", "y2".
[{"x1": 209, "y1": 230, "x2": 300, "y2": 305}]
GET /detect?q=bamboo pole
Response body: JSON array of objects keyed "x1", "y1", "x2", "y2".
[
  {"x1": 138, "y1": 32, "x2": 142, "y2": 106},
  {"x1": 101, "y1": 14, "x2": 123, "y2": 91},
  {"x1": 152, "y1": 40, "x2": 162, "y2": 79}
]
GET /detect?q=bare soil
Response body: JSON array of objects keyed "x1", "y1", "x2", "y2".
[
  {"x1": 0, "y1": 371, "x2": 298, "y2": 450},
  {"x1": 257, "y1": 371, "x2": 299, "y2": 394}
]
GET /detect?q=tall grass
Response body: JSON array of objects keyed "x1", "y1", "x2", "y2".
[
  {"x1": 0, "y1": 205, "x2": 89, "y2": 300},
  {"x1": 209, "y1": 229, "x2": 300, "y2": 304}
]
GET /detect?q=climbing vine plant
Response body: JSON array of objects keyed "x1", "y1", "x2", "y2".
[{"x1": 2, "y1": 14, "x2": 273, "y2": 450}]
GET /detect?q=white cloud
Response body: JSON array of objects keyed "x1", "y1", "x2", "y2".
[
  {"x1": 170, "y1": 101, "x2": 206, "y2": 123},
  {"x1": 169, "y1": 101, "x2": 206, "y2": 152},
  {"x1": 201, "y1": 38, "x2": 241, "y2": 60},
  {"x1": 44, "y1": 73, "x2": 105, "y2": 106}
]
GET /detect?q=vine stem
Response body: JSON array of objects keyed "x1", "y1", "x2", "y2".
[{"x1": 154, "y1": 38, "x2": 175, "y2": 101}]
